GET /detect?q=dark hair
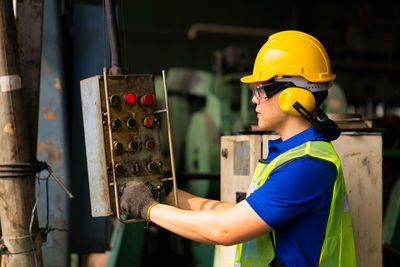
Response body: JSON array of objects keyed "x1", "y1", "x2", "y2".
[{"x1": 313, "y1": 90, "x2": 328, "y2": 107}]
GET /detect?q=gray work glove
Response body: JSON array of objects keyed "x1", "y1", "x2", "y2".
[{"x1": 120, "y1": 180, "x2": 158, "y2": 220}]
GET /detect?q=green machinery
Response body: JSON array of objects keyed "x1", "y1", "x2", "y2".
[
  {"x1": 155, "y1": 67, "x2": 256, "y2": 176},
  {"x1": 383, "y1": 178, "x2": 400, "y2": 251}
]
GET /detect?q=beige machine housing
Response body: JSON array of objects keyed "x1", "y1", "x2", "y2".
[{"x1": 219, "y1": 132, "x2": 382, "y2": 267}]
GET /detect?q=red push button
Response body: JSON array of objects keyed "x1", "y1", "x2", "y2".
[
  {"x1": 124, "y1": 93, "x2": 136, "y2": 105},
  {"x1": 142, "y1": 94, "x2": 154, "y2": 106},
  {"x1": 145, "y1": 138, "x2": 155, "y2": 150},
  {"x1": 143, "y1": 117, "x2": 154, "y2": 128}
]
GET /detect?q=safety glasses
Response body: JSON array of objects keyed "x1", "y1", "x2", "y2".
[{"x1": 251, "y1": 81, "x2": 296, "y2": 102}]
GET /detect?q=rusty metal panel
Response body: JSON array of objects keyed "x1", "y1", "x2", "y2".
[
  {"x1": 81, "y1": 74, "x2": 164, "y2": 218},
  {"x1": 80, "y1": 76, "x2": 113, "y2": 217},
  {"x1": 36, "y1": 0, "x2": 70, "y2": 266}
]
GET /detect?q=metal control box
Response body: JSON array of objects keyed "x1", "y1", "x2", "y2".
[{"x1": 80, "y1": 74, "x2": 164, "y2": 218}]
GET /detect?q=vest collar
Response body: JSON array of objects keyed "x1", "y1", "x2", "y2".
[{"x1": 267, "y1": 126, "x2": 326, "y2": 161}]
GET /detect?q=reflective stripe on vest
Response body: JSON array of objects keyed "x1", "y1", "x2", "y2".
[{"x1": 228, "y1": 140, "x2": 356, "y2": 267}]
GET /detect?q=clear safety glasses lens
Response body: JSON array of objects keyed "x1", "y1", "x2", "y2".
[
  {"x1": 251, "y1": 81, "x2": 297, "y2": 102},
  {"x1": 251, "y1": 85, "x2": 267, "y2": 102}
]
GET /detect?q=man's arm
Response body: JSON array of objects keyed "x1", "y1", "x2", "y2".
[
  {"x1": 165, "y1": 189, "x2": 235, "y2": 211},
  {"x1": 120, "y1": 180, "x2": 272, "y2": 245},
  {"x1": 149, "y1": 199, "x2": 272, "y2": 246}
]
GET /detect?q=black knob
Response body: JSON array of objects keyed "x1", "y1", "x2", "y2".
[
  {"x1": 126, "y1": 118, "x2": 136, "y2": 128},
  {"x1": 128, "y1": 141, "x2": 139, "y2": 152},
  {"x1": 115, "y1": 163, "x2": 124, "y2": 175},
  {"x1": 110, "y1": 95, "x2": 121, "y2": 108},
  {"x1": 111, "y1": 119, "x2": 121, "y2": 129},
  {"x1": 146, "y1": 161, "x2": 158, "y2": 173},
  {"x1": 113, "y1": 141, "x2": 123, "y2": 153}
]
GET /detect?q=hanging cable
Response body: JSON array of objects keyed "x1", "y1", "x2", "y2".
[
  {"x1": 105, "y1": 0, "x2": 122, "y2": 74},
  {"x1": 103, "y1": 0, "x2": 107, "y2": 69},
  {"x1": 121, "y1": 0, "x2": 127, "y2": 70}
]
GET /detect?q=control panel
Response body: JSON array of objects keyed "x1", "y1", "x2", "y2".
[{"x1": 81, "y1": 74, "x2": 166, "y2": 220}]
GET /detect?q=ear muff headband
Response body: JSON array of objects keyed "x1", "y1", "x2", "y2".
[{"x1": 278, "y1": 87, "x2": 316, "y2": 116}]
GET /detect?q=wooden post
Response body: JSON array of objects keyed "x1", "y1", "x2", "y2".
[{"x1": 0, "y1": 0, "x2": 42, "y2": 266}]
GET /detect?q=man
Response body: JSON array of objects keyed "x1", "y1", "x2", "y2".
[{"x1": 120, "y1": 30, "x2": 356, "y2": 267}]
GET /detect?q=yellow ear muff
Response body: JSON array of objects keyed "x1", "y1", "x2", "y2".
[{"x1": 278, "y1": 87, "x2": 316, "y2": 116}]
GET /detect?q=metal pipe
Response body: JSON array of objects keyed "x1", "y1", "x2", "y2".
[
  {"x1": 188, "y1": 23, "x2": 276, "y2": 40},
  {"x1": 47, "y1": 166, "x2": 74, "y2": 199},
  {"x1": 105, "y1": 0, "x2": 121, "y2": 74},
  {"x1": 102, "y1": 68, "x2": 120, "y2": 220},
  {"x1": 161, "y1": 70, "x2": 178, "y2": 208}
]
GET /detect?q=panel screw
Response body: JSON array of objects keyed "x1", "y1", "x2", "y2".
[{"x1": 221, "y1": 148, "x2": 228, "y2": 158}]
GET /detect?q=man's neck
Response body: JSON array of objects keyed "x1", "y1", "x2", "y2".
[{"x1": 275, "y1": 118, "x2": 312, "y2": 141}]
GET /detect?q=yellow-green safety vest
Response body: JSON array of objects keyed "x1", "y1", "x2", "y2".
[{"x1": 228, "y1": 140, "x2": 356, "y2": 267}]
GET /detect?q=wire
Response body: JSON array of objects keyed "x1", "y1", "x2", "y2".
[
  {"x1": 26, "y1": 167, "x2": 69, "y2": 265},
  {"x1": 28, "y1": 170, "x2": 45, "y2": 267},
  {"x1": 36, "y1": 168, "x2": 69, "y2": 235},
  {"x1": 103, "y1": 0, "x2": 107, "y2": 69}
]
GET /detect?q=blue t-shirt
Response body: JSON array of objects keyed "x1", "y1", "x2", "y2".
[{"x1": 246, "y1": 126, "x2": 337, "y2": 267}]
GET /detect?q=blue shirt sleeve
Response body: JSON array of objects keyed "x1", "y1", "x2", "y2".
[{"x1": 246, "y1": 156, "x2": 337, "y2": 229}]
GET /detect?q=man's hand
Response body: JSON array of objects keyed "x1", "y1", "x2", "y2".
[{"x1": 120, "y1": 180, "x2": 158, "y2": 220}]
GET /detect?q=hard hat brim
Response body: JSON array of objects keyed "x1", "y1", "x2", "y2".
[{"x1": 240, "y1": 74, "x2": 258, "y2": 83}]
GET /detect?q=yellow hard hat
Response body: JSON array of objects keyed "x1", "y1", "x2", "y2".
[{"x1": 241, "y1": 30, "x2": 336, "y2": 83}]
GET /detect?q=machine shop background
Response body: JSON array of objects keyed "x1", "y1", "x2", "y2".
[{"x1": 10, "y1": 0, "x2": 400, "y2": 266}]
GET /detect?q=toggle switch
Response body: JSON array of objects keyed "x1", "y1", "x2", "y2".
[
  {"x1": 111, "y1": 119, "x2": 121, "y2": 129},
  {"x1": 145, "y1": 138, "x2": 155, "y2": 150},
  {"x1": 126, "y1": 118, "x2": 136, "y2": 129},
  {"x1": 133, "y1": 162, "x2": 141, "y2": 174}
]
